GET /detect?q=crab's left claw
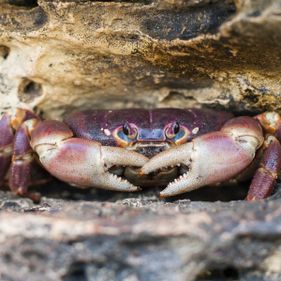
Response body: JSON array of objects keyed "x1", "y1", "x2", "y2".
[
  {"x1": 31, "y1": 121, "x2": 148, "y2": 192},
  {"x1": 141, "y1": 117, "x2": 264, "y2": 198}
]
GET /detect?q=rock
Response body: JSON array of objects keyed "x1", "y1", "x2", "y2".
[
  {"x1": 1, "y1": 1, "x2": 281, "y2": 280},
  {"x1": 0, "y1": 0, "x2": 281, "y2": 118},
  {"x1": 0, "y1": 184, "x2": 281, "y2": 281}
]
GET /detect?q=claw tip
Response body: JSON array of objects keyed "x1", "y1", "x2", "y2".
[
  {"x1": 139, "y1": 169, "x2": 145, "y2": 176},
  {"x1": 246, "y1": 195, "x2": 256, "y2": 201},
  {"x1": 159, "y1": 191, "x2": 168, "y2": 199}
]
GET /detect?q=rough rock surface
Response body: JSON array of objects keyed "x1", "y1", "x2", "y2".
[
  {"x1": 1, "y1": 0, "x2": 281, "y2": 280},
  {"x1": 1, "y1": 0, "x2": 281, "y2": 118},
  {"x1": 1, "y1": 184, "x2": 281, "y2": 281}
]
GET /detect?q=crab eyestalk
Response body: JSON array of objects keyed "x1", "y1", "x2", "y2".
[
  {"x1": 30, "y1": 120, "x2": 148, "y2": 192},
  {"x1": 141, "y1": 117, "x2": 264, "y2": 198}
]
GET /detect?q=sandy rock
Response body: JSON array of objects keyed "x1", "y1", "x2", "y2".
[{"x1": 0, "y1": 0, "x2": 281, "y2": 119}]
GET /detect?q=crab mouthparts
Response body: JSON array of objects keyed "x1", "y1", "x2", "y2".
[
  {"x1": 108, "y1": 142, "x2": 175, "y2": 178},
  {"x1": 128, "y1": 142, "x2": 171, "y2": 158}
]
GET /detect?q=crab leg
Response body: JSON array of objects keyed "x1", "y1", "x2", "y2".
[
  {"x1": 30, "y1": 121, "x2": 148, "y2": 192},
  {"x1": 141, "y1": 117, "x2": 264, "y2": 198},
  {"x1": 0, "y1": 114, "x2": 14, "y2": 184},
  {"x1": 1, "y1": 109, "x2": 40, "y2": 196},
  {"x1": 1, "y1": 109, "x2": 50, "y2": 198},
  {"x1": 246, "y1": 135, "x2": 281, "y2": 201},
  {"x1": 9, "y1": 119, "x2": 39, "y2": 195}
]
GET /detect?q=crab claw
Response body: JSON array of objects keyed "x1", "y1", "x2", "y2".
[
  {"x1": 141, "y1": 117, "x2": 264, "y2": 198},
  {"x1": 31, "y1": 121, "x2": 148, "y2": 192}
]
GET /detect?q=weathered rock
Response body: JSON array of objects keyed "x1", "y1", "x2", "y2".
[
  {"x1": 1, "y1": 0, "x2": 281, "y2": 119},
  {"x1": 0, "y1": 185, "x2": 281, "y2": 281}
]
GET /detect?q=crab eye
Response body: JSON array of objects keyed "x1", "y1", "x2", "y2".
[
  {"x1": 123, "y1": 122, "x2": 130, "y2": 136},
  {"x1": 165, "y1": 122, "x2": 180, "y2": 138},
  {"x1": 172, "y1": 122, "x2": 180, "y2": 135},
  {"x1": 165, "y1": 122, "x2": 190, "y2": 145},
  {"x1": 113, "y1": 122, "x2": 138, "y2": 147},
  {"x1": 122, "y1": 122, "x2": 137, "y2": 139}
]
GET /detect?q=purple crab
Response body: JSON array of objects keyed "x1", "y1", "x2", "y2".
[{"x1": 1, "y1": 108, "x2": 281, "y2": 201}]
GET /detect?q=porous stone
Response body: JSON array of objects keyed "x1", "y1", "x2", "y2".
[
  {"x1": 1, "y1": 1, "x2": 281, "y2": 280},
  {"x1": 0, "y1": 0, "x2": 281, "y2": 119}
]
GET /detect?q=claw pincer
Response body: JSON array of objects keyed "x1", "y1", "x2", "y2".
[
  {"x1": 30, "y1": 121, "x2": 148, "y2": 192},
  {"x1": 141, "y1": 117, "x2": 264, "y2": 197},
  {"x1": 1, "y1": 109, "x2": 149, "y2": 196}
]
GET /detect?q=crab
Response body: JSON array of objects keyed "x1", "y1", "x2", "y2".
[{"x1": 0, "y1": 108, "x2": 281, "y2": 201}]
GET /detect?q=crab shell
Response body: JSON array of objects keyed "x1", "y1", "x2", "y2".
[{"x1": 63, "y1": 108, "x2": 233, "y2": 187}]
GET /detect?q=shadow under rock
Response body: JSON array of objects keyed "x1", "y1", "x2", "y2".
[
  {"x1": 20, "y1": 179, "x2": 258, "y2": 202},
  {"x1": 1, "y1": 179, "x2": 281, "y2": 210}
]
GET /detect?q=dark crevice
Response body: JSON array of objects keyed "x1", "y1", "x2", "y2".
[
  {"x1": 44, "y1": 0, "x2": 152, "y2": 3},
  {"x1": 196, "y1": 266, "x2": 240, "y2": 280},
  {"x1": 29, "y1": 179, "x2": 252, "y2": 203},
  {"x1": 90, "y1": 0, "x2": 152, "y2": 2},
  {"x1": 161, "y1": 91, "x2": 197, "y2": 103},
  {"x1": 0, "y1": 46, "x2": 10, "y2": 60},
  {"x1": 141, "y1": 1, "x2": 236, "y2": 40},
  {"x1": 18, "y1": 78, "x2": 43, "y2": 103},
  {"x1": 0, "y1": 6, "x2": 48, "y2": 31},
  {"x1": 7, "y1": 0, "x2": 38, "y2": 7},
  {"x1": 63, "y1": 262, "x2": 88, "y2": 281}
]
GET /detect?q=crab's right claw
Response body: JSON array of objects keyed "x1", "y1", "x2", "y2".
[
  {"x1": 30, "y1": 121, "x2": 148, "y2": 192},
  {"x1": 141, "y1": 117, "x2": 264, "y2": 198}
]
